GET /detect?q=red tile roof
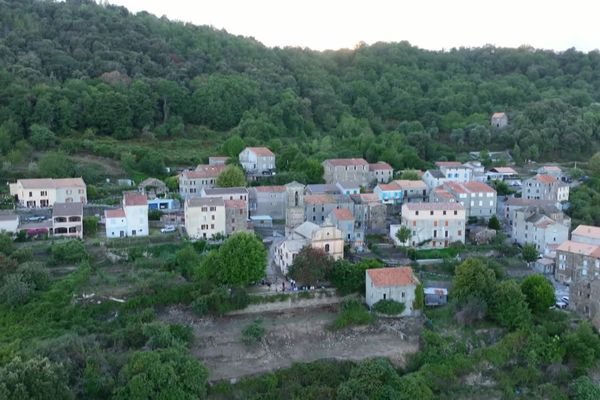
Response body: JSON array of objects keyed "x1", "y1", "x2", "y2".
[
  {"x1": 434, "y1": 188, "x2": 455, "y2": 200},
  {"x1": 435, "y1": 161, "x2": 463, "y2": 168},
  {"x1": 462, "y1": 181, "x2": 496, "y2": 193},
  {"x1": 557, "y1": 240, "x2": 599, "y2": 256},
  {"x1": 304, "y1": 194, "x2": 335, "y2": 204},
  {"x1": 253, "y1": 185, "x2": 286, "y2": 193},
  {"x1": 535, "y1": 174, "x2": 558, "y2": 184},
  {"x1": 369, "y1": 162, "x2": 393, "y2": 171},
  {"x1": 183, "y1": 165, "x2": 226, "y2": 179},
  {"x1": 224, "y1": 199, "x2": 247, "y2": 209},
  {"x1": 541, "y1": 165, "x2": 562, "y2": 172},
  {"x1": 367, "y1": 267, "x2": 417, "y2": 287},
  {"x1": 331, "y1": 208, "x2": 354, "y2": 220},
  {"x1": 124, "y1": 192, "x2": 147, "y2": 206},
  {"x1": 572, "y1": 225, "x2": 600, "y2": 240},
  {"x1": 105, "y1": 208, "x2": 125, "y2": 218},
  {"x1": 247, "y1": 147, "x2": 274, "y2": 157},
  {"x1": 492, "y1": 112, "x2": 506, "y2": 119},
  {"x1": 394, "y1": 180, "x2": 427, "y2": 190},
  {"x1": 325, "y1": 158, "x2": 368, "y2": 167},
  {"x1": 377, "y1": 182, "x2": 401, "y2": 191},
  {"x1": 491, "y1": 167, "x2": 517, "y2": 175}
]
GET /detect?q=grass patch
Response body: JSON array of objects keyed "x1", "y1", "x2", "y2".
[
  {"x1": 331, "y1": 299, "x2": 374, "y2": 330},
  {"x1": 241, "y1": 319, "x2": 266, "y2": 346}
]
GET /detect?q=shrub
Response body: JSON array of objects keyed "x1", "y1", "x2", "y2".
[
  {"x1": 148, "y1": 209, "x2": 163, "y2": 221},
  {"x1": 0, "y1": 274, "x2": 33, "y2": 305},
  {"x1": 9, "y1": 247, "x2": 33, "y2": 263},
  {"x1": 241, "y1": 319, "x2": 266, "y2": 346},
  {"x1": 142, "y1": 322, "x2": 193, "y2": 349},
  {"x1": 51, "y1": 240, "x2": 88, "y2": 264},
  {"x1": 191, "y1": 287, "x2": 249, "y2": 317},
  {"x1": 331, "y1": 299, "x2": 374, "y2": 330},
  {"x1": 83, "y1": 216, "x2": 99, "y2": 237},
  {"x1": 17, "y1": 262, "x2": 50, "y2": 291},
  {"x1": 372, "y1": 299, "x2": 406, "y2": 315}
]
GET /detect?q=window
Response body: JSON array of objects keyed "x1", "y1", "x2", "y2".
[
  {"x1": 433, "y1": 230, "x2": 437, "y2": 238},
  {"x1": 415, "y1": 211, "x2": 419, "y2": 216},
  {"x1": 443, "y1": 211, "x2": 447, "y2": 215},
  {"x1": 458, "y1": 230, "x2": 462, "y2": 236},
  {"x1": 211, "y1": 215, "x2": 215, "y2": 220},
  {"x1": 211, "y1": 224, "x2": 214, "y2": 229},
  {"x1": 454, "y1": 210, "x2": 458, "y2": 215},
  {"x1": 210, "y1": 206, "x2": 216, "y2": 211},
  {"x1": 325, "y1": 244, "x2": 330, "y2": 253},
  {"x1": 430, "y1": 211, "x2": 434, "y2": 216},
  {"x1": 445, "y1": 231, "x2": 449, "y2": 238}
]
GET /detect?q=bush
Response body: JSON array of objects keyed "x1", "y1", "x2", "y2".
[
  {"x1": 148, "y1": 209, "x2": 163, "y2": 221},
  {"x1": 83, "y1": 216, "x2": 99, "y2": 237},
  {"x1": 0, "y1": 274, "x2": 33, "y2": 305},
  {"x1": 372, "y1": 299, "x2": 406, "y2": 315},
  {"x1": 142, "y1": 322, "x2": 193, "y2": 349},
  {"x1": 241, "y1": 319, "x2": 266, "y2": 346},
  {"x1": 331, "y1": 299, "x2": 374, "y2": 330},
  {"x1": 17, "y1": 262, "x2": 50, "y2": 291},
  {"x1": 191, "y1": 287, "x2": 249, "y2": 317},
  {"x1": 9, "y1": 247, "x2": 33, "y2": 264},
  {"x1": 51, "y1": 240, "x2": 88, "y2": 264},
  {"x1": 0, "y1": 356, "x2": 73, "y2": 399}
]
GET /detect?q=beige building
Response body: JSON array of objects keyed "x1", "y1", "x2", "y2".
[
  {"x1": 395, "y1": 203, "x2": 466, "y2": 248},
  {"x1": 322, "y1": 158, "x2": 369, "y2": 186},
  {"x1": 52, "y1": 202, "x2": 83, "y2": 239},
  {"x1": 522, "y1": 174, "x2": 569, "y2": 203},
  {"x1": 555, "y1": 240, "x2": 600, "y2": 284},
  {"x1": 511, "y1": 204, "x2": 570, "y2": 255},
  {"x1": 275, "y1": 221, "x2": 344, "y2": 274},
  {"x1": 178, "y1": 165, "x2": 226, "y2": 199},
  {"x1": 365, "y1": 267, "x2": 419, "y2": 316},
  {"x1": 184, "y1": 197, "x2": 226, "y2": 240},
  {"x1": 571, "y1": 225, "x2": 600, "y2": 246},
  {"x1": 9, "y1": 178, "x2": 87, "y2": 208}
]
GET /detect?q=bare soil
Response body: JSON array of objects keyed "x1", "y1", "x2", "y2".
[{"x1": 160, "y1": 306, "x2": 422, "y2": 382}]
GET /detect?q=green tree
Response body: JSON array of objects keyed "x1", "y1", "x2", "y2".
[
  {"x1": 520, "y1": 274, "x2": 555, "y2": 314},
  {"x1": 487, "y1": 215, "x2": 501, "y2": 230},
  {"x1": 489, "y1": 280, "x2": 531, "y2": 330},
  {"x1": 288, "y1": 246, "x2": 333, "y2": 285},
  {"x1": 113, "y1": 349, "x2": 208, "y2": 400},
  {"x1": 29, "y1": 124, "x2": 56, "y2": 150},
  {"x1": 202, "y1": 233, "x2": 267, "y2": 286},
  {"x1": 452, "y1": 258, "x2": 496, "y2": 304},
  {"x1": 522, "y1": 243, "x2": 539, "y2": 263},
  {"x1": 0, "y1": 233, "x2": 14, "y2": 255},
  {"x1": 216, "y1": 165, "x2": 246, "y2": 188},
  {"x1": 0, "y1": 356, "x2": 73, "y2": 400},
  {"x1": 398, "y1": 170, "x2": 421, "y2": 180},
  {"x1": 0, "y1": 274, "x2": 33, "y2": 305},
  {"x1": 395, "y1": 226, "x2": 412, "y2": 246},
  {"x1": 83, "y1": 216, "x2": 99, "y2": 237},
  {"x1": 588, "y1": 151, "x2": 600, "y2": 177},
  {"x1": 570, "y1": 376, "x2": 600, "y2": 399},
  {"x1": 328, "y1": 259, "x2": 383, "y2": 295},
  {"x1": 221, "y1": 135, "x2": 245, "y2": 158},
  {"x1": 175, "y1": 245, "x2": 202, "y2": 279},
  {"x1": 38, "y1": 152, "x2": 75, "y2": 178}
]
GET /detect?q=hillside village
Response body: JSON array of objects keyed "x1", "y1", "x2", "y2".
[{"x1": 3, "y1": 127, "x2": 599, "y2": 333}]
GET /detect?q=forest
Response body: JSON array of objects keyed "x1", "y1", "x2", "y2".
[{"x1": 1, "y1": 0, "x2": 600, "y2": 185}]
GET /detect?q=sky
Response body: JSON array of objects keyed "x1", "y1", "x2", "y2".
[{"x1": 108, "y1": 0, "x2": 600, "y2": 52}]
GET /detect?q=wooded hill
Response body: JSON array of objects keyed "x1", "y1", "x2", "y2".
[{"x1": 1, "y1": 0, "x2": 600, "y2": 173}]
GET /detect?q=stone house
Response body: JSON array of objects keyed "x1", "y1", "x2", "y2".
[
  {"x1": 431, "y1": 181, "x2": 497, "y2": 220},
  {"x1": 393, "y1": 180, "x2": 428, "y2": 203},
  {"x1": 374, "y1": 182, "x2": 403, "y2": 205},
  {"x1": 522, "y1": 174, "x2": 569, "y2": 203},
  {"x1": 435, "y1": 161, "x2": 473, "y2": 183},
  {"x1": 491, "y1": 112, "x2": 508, "y2": 128},
  {"x1": 284, "y1": 181, "x2": 305, "y2": 234},
  {"x1": 368, "y1": 162, "x2": 394, "y2": 184},
  {"x1": 422, "y1": 169, "x2": 448, "y2": 191},
  {"x1": 224, "y1": 199, "x2": 249, "y2": 235},
  {"x1": 138, "y1": 177, "x2": 168, "y2": 199},
  {"x1": 349, "y1": 193, "x2": 387, "y2": 232},
  {"x1": 512, "y1": 204, "x2": 570, "y2": 255},
  {"x1": 322, "y1": 158, "x2": 369, "y2": 187},
  {"x1": 365, "y1": 267, "x2": 419, "y2": 316},
  {"x1": 178, "y1": 165, "x2": 226, "y2": 199},
  {"x1": 327, "y1": 207, "x2": 364, "y2": 249},
  {"x1": 555, "y1": 240, "x2": 600, "y2": 284},
  {"x1": 200, "y1": 187, "x2": 249, "y2": 217},
  {"x1": 248, "y1": 185, "x2": 286, "y2": 220}
]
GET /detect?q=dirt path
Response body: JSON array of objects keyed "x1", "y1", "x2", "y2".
[{"x1": 161, "y1": 306, "x2": 422, "y2": 382}]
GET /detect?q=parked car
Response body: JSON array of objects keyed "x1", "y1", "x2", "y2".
[
  {"x1": 555, "y1": 301, "x2": 568, "y2": 309},
  {"x1": 561, "y1": 296, "x2": 569, "y2": 305},
  {"x1": 160, "y1": 225, "x2": 176, "y2": 233},
  {"x1": 26, "y1": 215, "x2": 46, "y2": 222}
]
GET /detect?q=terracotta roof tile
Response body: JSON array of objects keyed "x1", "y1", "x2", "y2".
[
  {"x1": 224, "y1": 199, "x2": 247, "y2": 209},
  {"x1": 123, "y1": 192, "x2": 147, "y2": 206},
  {"x1": 367, "y1": 267, "x2": 418, "y2": 287},
  {"x1": 331, "y1": 208, "x2": 354, "y2": 220},
  {"x1": 435, "y1": 161, "x2": 463, "y2": 168},
  {"x1": 369, "y1": 162, "x2": 393, "y2": 171},
  {"x1": 557, "y1": 240, "x2": 599, "y2": 256},
  {"x1": 247, "y1": 147, "x2": 274, "y2": 157},
  {"x1": 324, "y1": 158, "x2": 368, "y2": 167},
  {"x1": 572, "y1": 225, "x2": 600, "y2": 241},
  {"x1": 105, "y1": 208, "x2": 125, "y2": 218},
  {"x1": 394, "y1": 180, "x2": 427, "y2": 190},
  {"x1": 535, "y1": 174, "x2": 558, "y2": 184},
  {"x1": 253, "y1": 185, "x2": 286, "y2": 193},
  {"x1": 377, "y1": 182, "x2": 401, "y2": 191},
  {"x1": 304, "y1": 194, "x2": 335, "y2": 204}
]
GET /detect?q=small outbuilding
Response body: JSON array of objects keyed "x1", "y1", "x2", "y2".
[
  {"x1": 491, "y1": 112, "x2": 508, "y2": 129},
  {"x1": 424, "y1": 287, "x2": 448, "y2": 306},
  {"x1": 365, "y1": 267, "x2": 419, "y2": 316}
]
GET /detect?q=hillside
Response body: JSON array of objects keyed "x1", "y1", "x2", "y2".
[{"x1": 1, "y1": 0, "x2": 600, "y2": 185}]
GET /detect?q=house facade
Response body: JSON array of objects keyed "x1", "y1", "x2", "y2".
[
  {"x1": 555, "y1": 240, "x2": 600, "y2": 284},
  {"x1": 0, "y1": 214, "x2": 19, "y2": 235},
  {"x1": 570, "y1": 279, "x2": 600, "y2": 331},
  {"x1": 349, "y1": 193, "x2": 387, "y2": 232},
  {"x1": 512, "y1": 205, "x2": 570, "y2": 255},
  {"x1": 178, "y1": 165, "x2": 226, "y2": 199},
  {"x1": 368, "y1": 162, "x2": 394, "y2": 184},
  {"x1": 104, "y1": 192, "x2": 148, "y2": 238},
  {"x1": 435, "y1": 161, "x2": 473, "y2": 183},
  {"x1": 522, "y1": 174, "x2": 569, "y2": 203},
  {"x1": 422, "y1": 170, "x2": 448, "y2": 191},
  {"x1": 322, "y1": 158, "x2": 370, "y2": 186},
  {"x1": 328, "y1": 208, "x2": 364, "y2": 248},
  {"x1": 104, "y1": 209, "x2": 127, "y2": 238},
  {"x1": 284, "y1": 181, "x2": 305, "y2": 234},
  {"x1": 571, "y1": 225, "x2": 600, "y2": 246},
  {"x1": 184, "y1": 197, "x2": 226, "y2": 240},
  {"x1": 503, "y1": 198, "x2": 556, "y2": 227},
  {"x1": 248, "y1": 185, "x2": 286, "y2": 220},
  {"x1": 138, "y1": 177, "x2": 168, "y2": 199},
  {"x1": 52, "y1": 202, "x2": 83, "y2": 239},
  {"x1": 374, "y1": 182, "x2": 403, "y2": 205},
  {"x1": 431, "y1": 181, "x2": 497, "y2": 219},
  {"x1": 9, "y1": 178, "x2": 87, "y2": 208},
  {"x1": 395, "y1": 202, "x2": 466, "y2": 248},
  {"x1": 365, "y1": 267, "x2": 419, "y2": 316},
  {"x1": 394, "y1": 180, "x2": 428, "y2": 203},
  {"x1": 200, "y1": 187, "x2": 249, "y2": 217},
  {"x1": 224, "y1": 199, "x2": 248, "y2": 235},
  {"x1": 239, "y1": 147, "x2": 276, "y2": 175},
  {"x1": 304, "y1": 194, "x2": 351, "y2": 224},
  {"x1": 491, "y1": 112, "x2": 508, "y2": 128}
]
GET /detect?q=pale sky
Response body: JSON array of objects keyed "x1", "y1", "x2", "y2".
[{"x1": 108, "y1": 0, "x2": 600, "y2": 52}]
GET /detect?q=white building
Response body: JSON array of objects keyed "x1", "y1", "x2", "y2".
[
  {"x1": 512, "y1": 204, "x2": 570, "y2": 255},
  {"x1": 365, "y1": 267, "x2": 419, "y2": 316},
  {"x1": 239, "y1": 147, "x2": 276, "y2": 175},
  {"x1": 522, "y1": 174, "x2": 569, "y2": 203},
  {"x1": 422, "y1": 170, "x2": 448, "y2": 191},
  {"x1": 430, "y1": 181, "x2": 497, "y2": 220},
  {"x1": 571, "y1": 225, "x2": 600, "y2": 246},
  {"x1": 435, "y1": 161, "x2": 473, "y2": 183},
  {"x1": 104, "y1": 192, "x2": 148, "y2": 238},
  {"x1": 184, "y1": 197, "x2": 226, "y2": 240},
  {"x1": 200, "y1": 187, "x2": 249, "y2": 217},
  {"x1": 9, "y1": 178, "x2": 87, "y2": 208},
  {"x1": 178, "y1": 165, "x2": 226, "y2": 199},
  {"x1": 394, "y1": 202, "x2": 466, "y2": 249},
  {"x1": 52, "y1": 202, "x2": 83, "y2": 239},
  {"x1": 0, "y1": 214, "x2": 19, "y2": 235}
]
